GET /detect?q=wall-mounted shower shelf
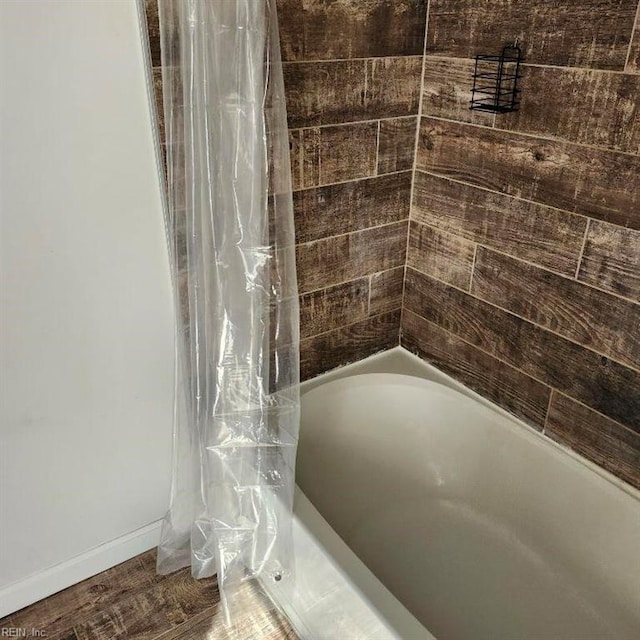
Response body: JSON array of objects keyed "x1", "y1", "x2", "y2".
[{"x1": 470, "y1": 44, "x2": 523, "y2": 113}]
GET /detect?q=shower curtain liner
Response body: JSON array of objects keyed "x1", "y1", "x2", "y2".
[{"x1": 155, "y1": 0, "x2": 300, "y2": 620}]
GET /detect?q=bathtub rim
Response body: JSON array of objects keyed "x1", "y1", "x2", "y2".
[
  {"x1": 301, "y1": 346, "x2": 640, "y2": 501},
  {"x1": 261, "y1": 487, "x2": 434, "y2": 640},
  {"x1": 297, "y1": 357, "x2": 640, "y2": 638}
]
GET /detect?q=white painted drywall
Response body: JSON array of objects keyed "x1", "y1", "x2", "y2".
[{"x1": 0, "y1": 0, "x2": 174, "y2": 603}]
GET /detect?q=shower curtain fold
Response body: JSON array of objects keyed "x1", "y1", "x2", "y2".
[{"x1": 154, "y1": 0, "x2": 300, "y2": 619}]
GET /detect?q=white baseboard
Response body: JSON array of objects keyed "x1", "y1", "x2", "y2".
[{"x1": 0, "y1": 521, "x2": 162, "y2": 619}]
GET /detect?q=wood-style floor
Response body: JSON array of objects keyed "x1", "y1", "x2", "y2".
[{"x1": 0, "y1": 550, "x2": 298, "y2": 640}]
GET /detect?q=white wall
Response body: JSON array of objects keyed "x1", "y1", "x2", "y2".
[{"x1": 0, "y1": 0, "x2": 174, "y2": 614}]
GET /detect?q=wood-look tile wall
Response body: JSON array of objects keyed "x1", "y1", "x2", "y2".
[
  {"x1": 280, "y1": 0, "x2": 426, "y2": 379},
  {"x1": 403, "y1": 0, "x2": 640, "y2": 490},
  {"x1": 145, "y1": 0, "x2": 426, "y2": 381},
  {"x1": 145, "y1": 1, "x2": 639, "y2": 489}
]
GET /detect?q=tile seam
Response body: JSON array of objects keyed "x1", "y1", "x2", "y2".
[
  {"x1": 404, "y1": 263, "x2": 640, "y2": 374},
  {"x1": 408, "y1": 218, "x2": 640, "y2": 305},
  {"x1": 403, "y1": 307, "x2": 639, "y2": 435}
]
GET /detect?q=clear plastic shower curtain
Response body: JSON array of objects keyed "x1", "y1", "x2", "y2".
[{"x1": 155, "y1": 0, "x2": 300, "y2": 618}]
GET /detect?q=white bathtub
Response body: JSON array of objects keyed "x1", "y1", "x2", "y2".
[{"x1": 269, "y1": 348, "x2": 640, "y2": 640}]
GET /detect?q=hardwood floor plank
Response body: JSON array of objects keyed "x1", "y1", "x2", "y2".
[
  {"x1": 417, "y1": 117, "x2": 640, "y2": 229},
  {"x1": 300, "y1": 279, "x2": 370, "y2": 339},
  {"x1": 154, "y1": 581, "x2": 296, "y2": 639},
  {"x1": 277, "y1": 0, "x2": 427, "y2": 62},
  {"x1": 2, "y1": 549, "x2": 296, "y2": 640},
  {"x1": 577, "y1": 220, "x2": 640, "y2": 302},
  {"x1": 72, "y1": 585, "x2": 184, "y2": 640},
  {"x1": 377, "y1": 117, "x2": 418, "y2": 174},
  {"x1": 404, "y1": 268, "x2": 640, "y2": 431},
  {"x1": 412, "y1": 171, "x2": 587, "y2": 276},
  {"x1": 300, "y1": 310, "x2": 401, "y2": 380},
  {"x1": 546, "y1": 392, "x2": 640, "y2": 490},
  {"x1": 401, "y1": 309, "x2": 551, "y2": 429},
  {"x1": 296, "y1": 221, "x2": 408, "y2": 294},
  {"x1": 407, "y1": 220, "x2": 475, "y2": 290},
  {"x1": 425, "y1": 0, "x2": 638, "y2": 70},
  {"x1": 472, "y1": 247, "x2": 640, "y2": 370},
  {"x1": 289, "y1": 123, "x2": 378, "y2": 191},
  {"x1": 8, "y1": 556, "x2": 155, "y2": 640},
  {"x1": 293, "y1": 172, "x2": 411, "y2": 244},
  {"x1": 283, "y1": 58, "x2": 422, "y2": 129}
]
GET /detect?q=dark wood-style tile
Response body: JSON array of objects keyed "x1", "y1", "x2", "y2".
[
  {"x1": 425, "y1": 0, "x2": 638, "y2": 70},
  {"x1": 577, "y1": 220, "x2": 640, "y2": 302},
  {"x1": 422, "y1": 57, "x2": 493, "y2": 126},
  {"x1": 293, "y1": 172, "x2": 411, "y2": 244},
  {"x1": 300, "y1": 279, "x2": 369, "y2": 339},
  {"x1": 283, "y1": 57, "x2": 422, "y2": 128},
  {"x1": 152, "y1": 68, "x2": 165, "y2": 143},
  {"x1": 412, "y1": 171, "x2": 587, "y2": 276},
  {"x1": 377, "y1": 117, "x2": 418, "y2": 174},
  {"x1": 300, "y1": 310, "x2": 401, "y2": 381},
  {"x1": 472, "y1": 247, "x2": 640, "y2": 370},
  {"x1": 627, "y1": 12, "x2": 640, "y2": 72},
  {"x1": 144, "y1": 0, "x2": 161, "y2": 67},
  {"x1": 289, "y1": 123, "x2": 378, "y2": 190},
  {"x1": 401, "y1": 310, "x2": 551, "y2": 429},
  {"x1": 403, "y1": 268, "x2": 640, "y2": 431},
  {"x1": 546, "y1": 392, "x2": 640, "y2": 490},
  {"x1": 296, "y1": 221, "x2": 408, "y2": 293},
  {"x1": 496, "y1": 65, "x2": 640, "y2": 154},
  {"x1": 277, "y1": 0, "x2": 428, "y2": 61},
  {"x1": 407, "y1": 220, "x2": 475, "y2": 290},
  {"x1": 370, "y1": 267, "x2": 405, "y2": 315},
  {"x1": 417, "y1": 117, "x2": 640, "y2": 229}
]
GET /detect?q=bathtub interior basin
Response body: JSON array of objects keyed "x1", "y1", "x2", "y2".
[{"x1": 296, "y1": 368, "x2": 640, "y2": 640}]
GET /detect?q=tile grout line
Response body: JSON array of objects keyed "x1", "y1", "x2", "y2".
[
  {"x1": 301, "y1": 308, "x2": 402, "y2": 343},
  {"x1": 468, "y1": 242, "x2": 479, "y2": 293},
  {"x1": 403, "y1": 307, "x2": 640, "y2": 438},
  {"x1": 300, "y1": 275, "x2": 370, "y2": 299},
  {"x1": 289, "y1": 114, "x2": 417, "y2": 133},
  {"x1": 374, "y1": 120, "x2": 382, "y2": 176},
  {"x1": 402, "y1": 0, "x2": 432, "y2": 345},
  {"x1": 292, "y1": 168, "x2": 410, "y2": 194},
  {"x1": 405, "y1": 263, "x2": 640, "y2": 374},
  {"x1": 415, "y1": 167, "x2": 640, "y2": 243},
  {"x1": 282, "y1": 54, "x2": 425, "y2": 65},
  {"x1": 297, "y1": 219, "x2": 409, "y2": 253},
  {"x1": 422, "y1": 53, "x2": 640, "y2": 76},
  {"x1": 624, "y1": 2, "x2": 640, "y2": 71},
  {"x1": 541, "y1": 389, "x2": 556, "y2": 435},
  {"x1": 413, "y1": 168, "x2": 595, "y2": 222},
  {"x1": 408, "y1": 217, "x2": 640, "y2": 306},
  {"x1": 420, "y1": 114, "x2": 640, "y2": 158},
  {"x1": 299, "y1": 267, "x2": 405, "y2": 298},
  {"x1": 403, "y1": 306, "x2": 555, "y2": 404},
  {"x1": 550, "y1": 388, "x2": 640, "y2": 440},
  {"x1": 573, "y1": 218, "x2": 592, "y2": 280}
]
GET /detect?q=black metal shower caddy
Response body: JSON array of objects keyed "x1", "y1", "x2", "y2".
[{"x1": 470, "y1": 41, "x2": 523, "y2": 113}]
